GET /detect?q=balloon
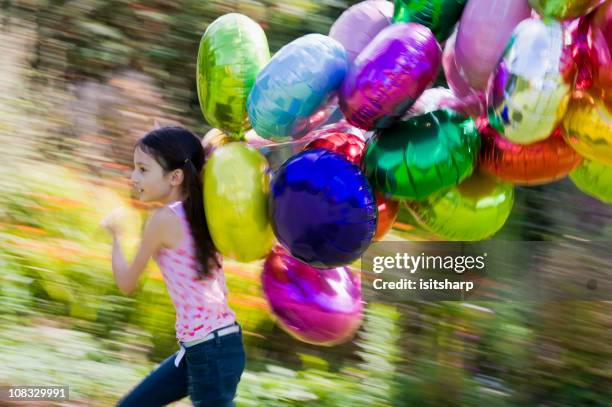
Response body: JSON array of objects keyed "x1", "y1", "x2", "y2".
[
  {"x1": 329, "y1": 0, "x2": 394, "y2": 63},
  {"x1": 310, "y1": 119, "x2": 367, "y2": 140},
  {"x1": 262, "y1": 245, "x2": 363, "y2": 346},
  {"x1": 393, "y1": 0, "x2": 467, "y2": 42},
  {"x1": 488, "y1": 19, "x2": 570, "y2": 144},
  {"x1": 405, "y1": 87, "x2": 457, "y2": 117},
  {"x1": 563, "y1": 91, "x2": 612, "y2": 165},
  {"x1": 201, "y1": 128, "x2": 232, "y2": 157},
  {"x1": 479, "y1": 122, "x2": 583, "y2": 184},
  {"x1": 197, "y1": 14, "x2": 270, "y2": 137},
  {"x1": 570, "y1": 158, "x2": 612, "y2": 203},
  {"x1": 204, "y1": 143, "x2": 274, "y2": 262},
  {"x1": 406, "y1": 171, "x2": 514, "y2": 240},
  {"x1": 589, "y1": 0, "x2": 612, "y2": 101},
  {"x1": 363, "y1": 109, "x2": 480, "y2": 200},
  {"x1": 374, "y1": 192, "x2": 400, "y2": 240},
  {"x1": 340, "y1": 23, "x2": 441, "y2": 130},
  {"x1": 247, "y1": 34, "x2": 347, "y2": 140},
  {"x1": 455, "y1": 0, "x2": 531, "y2": 91},
  {"x1": 529, "y1": 0, "x2": 602, "y2": 21},
  {"x1": 304, "y1": 132, "x2": 366, "y2": 165},
  {"x1": 270, "y1": 149, "x2": 377, "y2": 268}
]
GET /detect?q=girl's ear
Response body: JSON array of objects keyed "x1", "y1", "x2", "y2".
[{"x1": 169, "y1": 169, "x2": 185, "y2": 187}]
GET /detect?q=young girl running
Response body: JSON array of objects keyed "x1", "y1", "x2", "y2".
[{"x1": 101, "y1": 126, "x2": 245, "y2": 407}]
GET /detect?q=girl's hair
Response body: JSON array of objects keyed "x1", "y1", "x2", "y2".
[{"x1": 137, "y1": 126, "x2": 219, "y2": 278}]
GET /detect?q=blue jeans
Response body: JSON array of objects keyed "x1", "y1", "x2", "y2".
[{"x1": 117, "y1": 325, "x2": 246, "y2": 406}]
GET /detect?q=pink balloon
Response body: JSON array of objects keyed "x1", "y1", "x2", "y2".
[
  {"x1": 455, "y1": 0, "x2": 532, "y2": 91},
  {"x1": 443, "y1": 31, "x2": 477, "y2": 98},
  {"x1": 329, "y1": 0, "x2": 393, "y2": 63},
  {"x1": 261, "y1": 246, "x2": 363, "y2": 346},
  {"x1": 340, "y1": 23, "x2": 441, "y2": 130}
]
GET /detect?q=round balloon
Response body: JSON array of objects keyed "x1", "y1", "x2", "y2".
[
  {"x1": 488, "y1": 19, "x2": 570, "y2": 144},
  {"x1": 406, "y1": 171, "x2": 514, "y2": 240},
  {"x1": 363, "y1": 109, "x2": 480, "y2": 200},
  {"x1": 529, "y1": 0, "x2": 602, "y2": 21},
  {"x1": 197, "y1": 14, "x2": 270, "y2": 137},
  {"x1": 455, "y1": 0, "x2": 532, "y2": 91},
  {"x1": 309, "y1": 119, "x2": 367, "y2": 140},
  {"x1": 304, "y1": 132, "x2": 366, "y2": 165},
  {"x1": 562, "y1": 91, "x2": 612, "y2": 165},
  {"x1": 329, "y1": 0, "x2": 393, "y2": 63},
  {"x1": 204, "y1": 143, "x2": 274, "y2": 262},
  {"x1": 247, "y1": 34, "x2": 347, "y2": 140},
  {"x1": 570, "y1": 158, "x2": 612, "y2": 203},
  {"x1": 374, "y1": 192, "x2": 400, "y2": 240},
  {"x1": 270, "y1": 149, "x2": 377, "y2": 268},
  {"x1": 340, "y1": 23, "x2": 441, "y2": 130},
  {"x1": 479, "y1": 121, "x2": 583, "y2": 184},
  {"x1": 262, "y1": 245, "x2": 363, "y2": 346},
  {"x1": 393, "y1": 0, "x2": 467, "y2": 42},
  {"x1": 590, "y1": 0, "x2": 612, "y2": 102}
]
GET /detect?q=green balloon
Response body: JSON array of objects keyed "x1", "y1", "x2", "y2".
[
  {"x1": 406, "y1": 171, "x2": 514, "y2": 241},
  {"x1": 364, "y1": 109, "x2": 480, "y2": 200},
  {"x1": 529, "y1": 0, "x2": 601, "y2": 21},
  {"x1": 393, "y1": 0, "x2": 467, "y2": 42},
  {"x1": 204, "y1": 142, "x2": 274, "y2": 262},
  {"x1": 570, "y1": 159, "x2": 612, "y2": 203},
  {"x1": 197, "y1": 13, "x2": 270, "y2": 138}
]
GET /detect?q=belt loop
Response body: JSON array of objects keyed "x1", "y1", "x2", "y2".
[{"x1": 215, "y1": 329, "x2": 221, "y2": 346}]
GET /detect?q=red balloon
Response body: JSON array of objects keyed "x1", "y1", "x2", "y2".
[
  {"x1": 261, "y1": 245, "x2": 363, "y2": 346},
  {"x1": 590, "y1": 0, "x2": 612, "y2": 101},
  {"x1": 304, "y1": 132, "x2": 366, "y2": 165},
  {"x1": 478, "y1": 120, "x2": 583, "y2": 185},
  {"x1": 374, "y1": 192, "x2": 399, "y2": 240}
]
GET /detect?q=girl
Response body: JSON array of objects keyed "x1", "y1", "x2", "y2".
[{"x1": 101, "y1": 126, "x2": 245, "y2": 407}]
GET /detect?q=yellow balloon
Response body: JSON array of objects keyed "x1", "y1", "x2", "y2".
[
  {"x1": 570, "y1": 159, "x2": 612, "y2": 203},
  {"x1": 563, "y1": 93, "x2": 612, "y2": 165},
  {"x1": 203, "y1": 142, "x2": 274, "y2": 262},
  {"x1": 406, "y1": 172, "x2": 514, "y2": 241}
]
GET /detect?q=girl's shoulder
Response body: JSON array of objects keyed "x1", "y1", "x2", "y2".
[{"x1": 150, "y1": 203, "x2": 185, "y2": 250}]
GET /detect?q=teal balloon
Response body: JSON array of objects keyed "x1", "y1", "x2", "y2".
[
  {"x1": 197, "y1": 13, "x2": 270, "y2": 138},
  {"x1": 364, "y1": 109, "x2": 480, "y2": 200},
  {"x1": 393, "y1": 0, "x2": 467, "y2": 42}
]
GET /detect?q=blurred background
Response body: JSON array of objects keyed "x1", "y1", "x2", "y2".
[{"x1": 0, "y1": 1, "x2": 610, "y2": 406}]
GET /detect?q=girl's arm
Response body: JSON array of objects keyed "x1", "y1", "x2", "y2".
[{"x1": 103, "y1": 208, "x2": 172, "y2": 295}]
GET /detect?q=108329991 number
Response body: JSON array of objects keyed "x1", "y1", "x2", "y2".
[{"x1": 0, "y1": 386, "x2": 69, "y2": 401}]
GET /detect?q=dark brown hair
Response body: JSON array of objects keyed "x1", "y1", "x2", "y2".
[{"x1": 137, "y1": 126, "x2": 219, "y2": 278}]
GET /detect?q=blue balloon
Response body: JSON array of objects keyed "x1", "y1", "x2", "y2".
[
  {"x1": 247, "y1": 34, "x2": 348, "y2": 141},
  {"x1": 270, "y1": 148, "x2": 377, "y2": 268}
]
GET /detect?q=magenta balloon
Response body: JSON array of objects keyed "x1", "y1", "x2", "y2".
[
  {"x1": 261, "y1": 246, "x2": 363, "y2": 346},
  {"x1": 329, "y1": 0, "x2": 394, "y2": 63},
  {"x1": 455, "y1": 0, "x2": 531, "y2": 91},
  {"x1": 339, "y1": 22, "x2": 442, "y2": 130}
]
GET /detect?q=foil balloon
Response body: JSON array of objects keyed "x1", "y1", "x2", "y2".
[
  {"x1": 442, "y1": 31, "x2": 475, "y2": 98},
  {"x1": 309, "y1": 119, "x2": 367, "y2": 140},
  {"x1": 455, "y1": 0, "x2": 532, "y2": 91},
  {"x1": 404, "y1": 87, "x2": 457, "y2": 117},
  {"x1": 529, "y1": 0, "x2": 602, "y2": 21},
  {"x1": 329, "y1": 0, "x2": 394, "y2": 63},
  {"x1": 570, "y1": 158, "x2": 612, "y2": 203},
  {"x1": 374, "y1": 192, "x2": 400, "y2": 240},
  {"x1": 488, "y1": 19, "x2": 570, "y2": 144},
  {"x1": 340, "y1": 23, "x2": 442, "y2": 130},
  {"x1": 563, "y1": 91, "x2": 612, "y2": 165},
  {"x1": 393, "y1": 0, "x2": 467, "y2": 42},
  {"x1": 270, "y1": 149, "x2": 377, "y2": 268},
  {"x1": 304, "y1": 132, "x2": 366, "y2": 165},
  {"x1": 262, "y1": 245, "x2": 363, "y2": 346},
  {"x1": 590, "y1": 0, "x2": 612, "y2": 101},
  {"x1": 363, "y1": 109, "x2": 480, "y2": 200},
  {"x1": 197, "y1": 14, "x2": 270, "y2": 137},
  {"x1": 406, "y1": 171, "x2": 514, "y2": 240},
  {"x1": 204, "y1": 143, "x2": 274, "y2": 262},
  {"x1": 479, "y1": 122, "x2": 583, "y2": 184},
  {"x1": 201, "y1": 128, "x2": 232, "y2": 157},
  {"x1": 247, "y1": 34, "x2": 347, "y2": 141}
]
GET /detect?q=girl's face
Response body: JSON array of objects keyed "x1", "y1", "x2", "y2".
[{"x1": 131, "y1": 146, "x2": 180, "y2": 203}]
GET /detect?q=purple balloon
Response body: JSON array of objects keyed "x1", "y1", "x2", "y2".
[
  {"x1": 329, "y1": 0, "x2": 394, "y2": 63},
  {"x1": 455, "y1": 0, "x2": 531, "y2": 91},
  {"x1": 262, "y1": 245, "x2": 363, "y2": 346},
  {"x1": 339, "y1": 22, "x2": 441, "y2": 130}
]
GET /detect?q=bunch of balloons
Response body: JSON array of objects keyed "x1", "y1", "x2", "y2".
[{"x1": 194, "y1": 0, "x2": 612, "y2": 346}]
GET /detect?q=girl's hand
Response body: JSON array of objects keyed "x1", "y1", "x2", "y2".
[{"x1": 100, "y1": 208, "x2": 127, "y2": 238}]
